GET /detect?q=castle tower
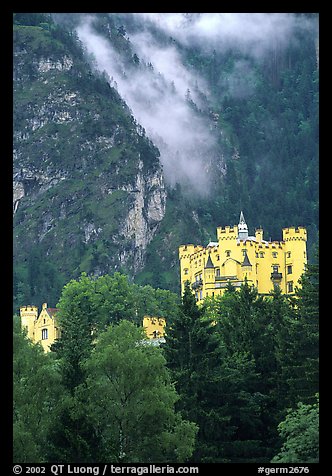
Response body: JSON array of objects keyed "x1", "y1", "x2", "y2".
[
  {"x1": 238, "y1": 211, "x2": 249, "y2": 241},
  {"x1": 282, "y1": 227, "x2": 307, "y2": 294},
  {"x1": 20, "y1": 305, "x2": 38, "y2": 341}
]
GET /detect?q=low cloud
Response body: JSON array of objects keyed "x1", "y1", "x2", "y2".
[
  {"x1": 132, "y1": 13, "x2": 316, "y2": 57},
  {"x1": 75, "y1": 13, "x2": 317, "y2": 193},
  {"x1": 76, "y1": 17, "x2": 218, "y2": 193}
]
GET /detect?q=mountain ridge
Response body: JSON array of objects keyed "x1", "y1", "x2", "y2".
[{"x1": 13, "y1": 13, "x2": 319, "y2": 309}]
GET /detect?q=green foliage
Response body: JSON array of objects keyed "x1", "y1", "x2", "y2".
[
  {"x1": 13, "y1": 317, "x2": 63, "y2": 462},
  {"x1": 78, "y1": 320, "x2": 197, "y2": 462},
  {"x1": 52, "y1": 272, "x2": 179, "y2": 391},
  {"x1": 163, "y1": 283, "x2": 269, "y2": 462},
  {"x1": 271, "y1": 394, "x2": 319, "y2": 463},
  {"x1": 163, "y1": 273, "x2": 319, "y2": 462},
  {"x1": 13, "y1": 254, "x2": 319, "y2": 463},
  {"x1": 278, "y1": 248, "x2": 319, "y2": 406}
]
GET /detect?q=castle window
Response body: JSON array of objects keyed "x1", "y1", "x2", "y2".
[
  {"x1": 42, "y1": 328, "x2": 48, "y2": 340},
  {"x1": 259, "y1": 252, "x2": 265, "y2": 258},
  {"x1": 287, "y1": 265, "x2": 293, "y2": 274},
  {"x1": 43, "y1": 319, "x2": 46, "y2": 324},
  {"x1": 226, "y1": 250, "x2": 231, "y2": 257},
  {"x1": 287, "y1": 251, "x2": 291, "y2": 258},
  {"x1": 215, "y1": 268, "x2": 220, "y2": 277},
  {"x1": 272, "y1": 252, "x2": 278, "y2": 258},
  {"x1": 216, "y1": 255, "x2": 220, "y2": 261},
  {"x1": 287, "y1": 281, "x2": 294, "y2": 293},
  {"x1": 184, "y1": 268, "x2": 188, "y2": 275}
]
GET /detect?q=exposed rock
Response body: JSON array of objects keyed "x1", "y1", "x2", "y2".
[
  {"x1": 37, "y1": 56, "x2": 73, "y2": 73},
  {"x1": 13, "y1": 25, "x2": 167, "y2": 280},
  {"x1": 120, "y1": 161, "x2": 166, "y2": 272}
]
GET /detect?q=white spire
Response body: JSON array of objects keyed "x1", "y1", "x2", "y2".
[{"x1": 238, "y1": 211, "x2": 248, "y2": 240}]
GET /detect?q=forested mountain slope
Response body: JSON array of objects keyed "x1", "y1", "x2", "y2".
[
  {"x1": 13, "y1": 13, "x2": 166, "y2": 308},
  {"x1": 13, "y1": 13, "x2": 319, "y2": 306}
]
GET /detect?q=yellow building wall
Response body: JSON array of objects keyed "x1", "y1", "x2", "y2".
[
  {"x1": 20, "y1": 303, "x2": 60, "y2": 352},
  {"x1": 179, "y1": 224, "x2": 307, "y2": 302},
  {"x1": 34, "y1": 303, "x2": 60, "y2": 352},
  {"x1": 143, "y1": 316, "x2": 166, "y2": 339},
  {"x1": 20, "y1": 305, "x2": 38, "y2": 341}
]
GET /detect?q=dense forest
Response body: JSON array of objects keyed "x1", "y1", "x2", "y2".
[
  {"x1": 13, "y1": 13, "x2": 319, "y2": 307},
  {"x1": 14, "y1": 253, "x2": 319, "y2": 463}
]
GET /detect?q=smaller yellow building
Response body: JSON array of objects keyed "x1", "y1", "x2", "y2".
[
  {"x1": 20, "y1": 303, "x2": 167, "y2": 351},
  {"x1": 20, "y1": 303, "x2": 60, "y2": 352},
  {"x1": 143, "y1": 316, "x2": 166, "y2": 340}
]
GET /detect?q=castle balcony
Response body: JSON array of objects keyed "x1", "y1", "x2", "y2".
[
  {"x1": 192, "y1": 279, "x2": 203, "y2": 290},
  {"x1": 215, "y1": 275, "x2": 237, "y2": 281},
  {"x1": 270, "y1": 271, "x2": 283, "y2": 282}
]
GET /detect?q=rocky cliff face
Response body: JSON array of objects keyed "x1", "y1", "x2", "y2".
[{"x1": 13, "y1": 22, "x2": 166, "y2": 292}]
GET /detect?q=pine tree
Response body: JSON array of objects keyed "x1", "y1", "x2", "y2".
[
  {"x1": 163, "y1": 282, "x2": 266, "y2": 462},
  {"x1": 279, "y1": 247, "x2": 319, "y2": 406},
  {"x1": 163, "y1": 282, "x2": 222, "y2": 460}
]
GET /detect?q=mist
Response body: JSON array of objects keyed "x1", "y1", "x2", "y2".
[
  {"x1": 74, "y1": 13, "x2": 317, "y2": 194},
  {"x1": 132, "y1": 13, "x2": 316, "y2": 56}
]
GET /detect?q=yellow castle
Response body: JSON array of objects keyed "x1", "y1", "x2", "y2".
[
  {"x1": 179, "y1": 212, "x2": 307, "y2": 302},
  {"x1": 20, "y1": 303, "x2": 166, "y2": 352}
]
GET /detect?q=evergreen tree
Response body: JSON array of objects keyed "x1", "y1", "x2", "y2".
[
  {"x1": 279, "y1": 248, "x2": 319, "y2": 406},
  {"x1": 214, "y1": 282, "x2": 280, "y2": 460},
  {"x1": 163, "y1": 282, "x2": 266, "y2": 462}
]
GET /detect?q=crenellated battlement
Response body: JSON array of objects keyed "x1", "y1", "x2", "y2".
[
  {"x1": 282, "y1": 227, "x2": 307, "y2": 242},
  {"x1": 256, "y1": 241, "x2": 284, "y2": 249},
  {"x1": 20, "y1": 305, "x2": 38, "y2": 318},
  {"x1": 217, "y1": 225, "x2": 238, "y2": 240},
  {"x1": 179, "y1": 244, "x2": 203, "y2": 260}
]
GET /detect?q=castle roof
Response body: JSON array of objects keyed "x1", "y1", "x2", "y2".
[
  {"x1": 46, "y1": 308, "x2": 59, "y2": 318},
  {"x1": 205, "y1": 254, "x2": 215, "y2": 268},
  {"x1": 241, "y1": 250, "x2": 252, "y2": 267}
]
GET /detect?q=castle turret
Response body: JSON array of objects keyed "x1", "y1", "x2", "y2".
[
  {"x1": 255, "y1": 228, "x2": 264, "y2": 242},
  {"x1": 282, "y1": 227, "x2": 307, "y2": 293},
  {"x1": 20, "y1": 305, "x2": 38, "y2": 341},
  {"x1": 238, "y1": 211, "x2": 249, "y2": 241}
]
